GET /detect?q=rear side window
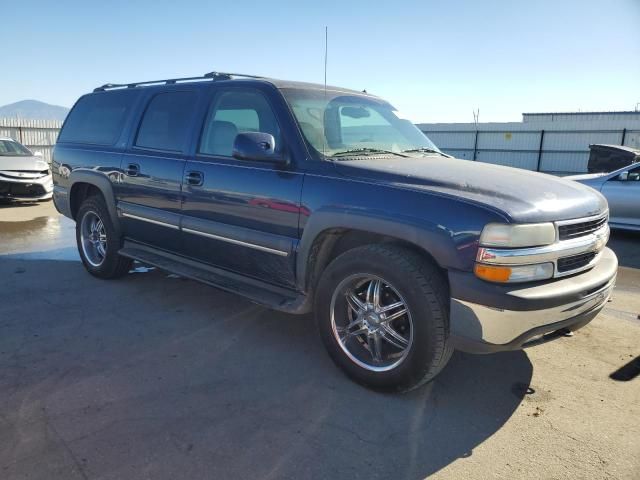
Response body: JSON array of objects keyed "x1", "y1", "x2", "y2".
[
  {"x1": 135, "y1": 91, "x2": 197, "y2": 152},
  {"x1": 59, "y1": 91, "x2": 136, "y2": 145}
]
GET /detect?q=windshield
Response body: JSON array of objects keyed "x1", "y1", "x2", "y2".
[
  {"x1": 281, "y1": 88, "x2": 441, "y2": 159},
  {"x1": 0, "y1": 139, "x2": 32, "y2": 157}
]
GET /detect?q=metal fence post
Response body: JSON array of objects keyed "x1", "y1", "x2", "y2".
[
  {"x1": 18, "y1": 125, "x2": 23, "y2": 144},
  {"x1": 472, "y1": 130, "x2": 479, "y2": 161},
  {"x1": 536, "y1": 129, "x2": 545, "y2": 171}
]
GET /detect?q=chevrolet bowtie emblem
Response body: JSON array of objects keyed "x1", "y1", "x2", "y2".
[{"x1": 593, "y1": 231, "x2": 607, "y2": 252}]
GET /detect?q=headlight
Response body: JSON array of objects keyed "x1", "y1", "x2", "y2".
[
  {"x1": 474, "y1": 262, "x2": 554, "y2": 283},
  {"x1": 479, "y1": 223, "x2": 556, "y2": 248}
]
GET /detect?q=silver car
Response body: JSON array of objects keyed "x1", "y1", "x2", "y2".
[
  {"x1": 566, "y1": 163, "x2": 640, "y2": 231},
  {"x1": 0, "y1": 137, "x2": 53, "y2": 201}
]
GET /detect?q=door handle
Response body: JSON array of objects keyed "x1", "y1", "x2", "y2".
[
  {"x1": 185, "y1": 171, "x2": 204, "y2": 186},
  {"x1": 125, "y1": 163, "x2": 140, "y2": 176}
]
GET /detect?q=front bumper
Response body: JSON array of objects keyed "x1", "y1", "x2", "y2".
[
  {"x1": 0, "y1": 175, "x2": 53, "y2": 201},
  {"x1": 52, "y1": 185, "x2": 71, "y2": 217},
  {"x1": 449, "y1": 247, "x2": 618, "y2": 353}
]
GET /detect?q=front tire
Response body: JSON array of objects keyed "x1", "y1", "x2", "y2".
[
  {"x1": 315, "y1": 244, "x2": 453, "y2": 392},
  {"x1": 76, "y1": 195, "x2": 132, "y2": 279}
]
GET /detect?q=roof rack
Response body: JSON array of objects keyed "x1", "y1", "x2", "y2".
[{"x1": 93, "y1": 71, "x2": 264, "y2": 92}]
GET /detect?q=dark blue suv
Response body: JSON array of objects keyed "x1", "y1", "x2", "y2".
[{"x1": 52, "y1": 72, "x2": 617, "y2": 391}]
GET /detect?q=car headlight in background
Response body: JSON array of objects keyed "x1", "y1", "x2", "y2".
[{"x1": 479, "y1": 222, "x2": 556, "y2": 248}]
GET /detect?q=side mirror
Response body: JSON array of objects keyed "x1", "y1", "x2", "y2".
[
  {"x1": 232, "y1": 132, "x2": 286, "y2": 164},
  {"x1": 618, "y1": 171, "x2": 629, "y2": 181}
]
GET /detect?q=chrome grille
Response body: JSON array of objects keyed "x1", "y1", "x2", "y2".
[
  {"x1": 557, "y1": 252, "x2": 597, "y2": 273},
  {"x1": 558, "y1": 216, "x2": 607, "y2": 240}
]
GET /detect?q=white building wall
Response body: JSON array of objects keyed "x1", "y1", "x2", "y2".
[
  {"x1": 419, "y1": 112, "x2": 640, "y2": 173},
  {"x1": 0, "y1": 118, "x2": 62, "y2": 163}
]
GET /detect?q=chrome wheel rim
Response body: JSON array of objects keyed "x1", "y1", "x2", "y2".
[
  {"x1": 330, "y1": 274, "x2": 414, "y2": 372},
  {"x1": 80, "y1": 210, "x2": 107, "y2": 267}
]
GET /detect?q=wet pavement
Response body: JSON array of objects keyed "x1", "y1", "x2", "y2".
[
  {"x1": 0, "y1": 201, "x2": 77, "y2": 260},
  {"x1": 1, "y1": 201, "x2": 639, "y2": 480}
]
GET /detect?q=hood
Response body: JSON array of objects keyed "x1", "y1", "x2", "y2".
[
  {"x1": 0, "y1": 155, "x2": 49, "y2": 172},
  {"x1": 333, "y1": 156, "x2": 608, "y2": 223},
  {"x1": 564, "y1": 173, "x2": 607, "y2": 181}
]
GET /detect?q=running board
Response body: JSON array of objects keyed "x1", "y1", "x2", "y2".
[{"x1": 119, "y1": 242, "x2": 310, "y2": 314}]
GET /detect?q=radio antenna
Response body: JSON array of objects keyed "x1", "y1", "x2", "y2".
[
  {"x1": 323, "y1": 26, "x2": 328, "y2": 157},
  {"x1": 324, "y1": 26, "x2": 328, "y2": 92}
]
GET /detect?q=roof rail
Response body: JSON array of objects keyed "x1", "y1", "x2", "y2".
[{"x1": 93, "y1": 71, "x2": 264, "y2": 92}]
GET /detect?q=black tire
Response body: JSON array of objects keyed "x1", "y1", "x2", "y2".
[
  {"x1": 76, "y1": 195, "x2": 132, "y2": 279},
  {"x1": 315, "y1": 244, "x2": 453, "y2": 392}
]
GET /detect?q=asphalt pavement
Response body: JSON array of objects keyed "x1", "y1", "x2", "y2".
[{"x1": 1, "y1": 201, "x2": 638, "y2": 480}]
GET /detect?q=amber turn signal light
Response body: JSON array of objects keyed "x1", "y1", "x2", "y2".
[{"x1": 474, "y1": 264, "x2": 512, "y2": 283}]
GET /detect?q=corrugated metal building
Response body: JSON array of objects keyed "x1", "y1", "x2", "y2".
[
  {"x1": 0, "y1": 118, "x2": 62, "y2": 163},
  {"x1": 418, "y1": 111, "x2": 640, "y2": 174},
  {"x1": 2, "y1": 112, "x2": 640, "y2": 173}
]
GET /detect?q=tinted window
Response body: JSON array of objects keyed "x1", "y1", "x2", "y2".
[
  {"x1": 0, "y1": 139, "x2": 32, "y2": 156},
  {"x1": 135, "y1": 91, "x2": 197, "y2": 152},
  {"x1": 59, "y1": 91, "x2": 136, "y2": 145},
  {"x1": 199, "y1": 90, "x2": 281, "y2": 157},
  {"x1": 626, "y1": 165, "x2": 640, "y2": 181}
]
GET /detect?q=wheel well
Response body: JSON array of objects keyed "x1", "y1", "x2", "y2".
[
  {"x1": 305, "y1": 228, "x2": 447, "y2": 293},
  {"x1": 69, "y1": 183, "x2": 103, "y2": 219}
]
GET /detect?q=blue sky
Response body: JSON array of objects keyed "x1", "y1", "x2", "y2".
[{"x1": 3, "y1": 0, "x2": 639, "y2": 122}]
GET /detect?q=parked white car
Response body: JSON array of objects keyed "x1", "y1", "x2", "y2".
[
  {"x1": 566, "y1": 163, "x2": 640, "y2": 232},
  {"x1": 0, "y1": 137, "x2": 53, "y2": 201}
]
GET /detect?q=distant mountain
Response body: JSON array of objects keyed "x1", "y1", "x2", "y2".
[{"x1": 0, "y1": 100, "x2": 70, "y2": 121}]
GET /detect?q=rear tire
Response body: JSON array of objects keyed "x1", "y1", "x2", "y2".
[
  {"x1": 76, "y1": 195, "x2": 132, "y2": 279},
  {"x1": 315, "y1": 244, "x2": 453, "y2": 392}
]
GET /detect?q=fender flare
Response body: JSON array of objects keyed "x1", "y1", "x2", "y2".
[
  {"x1": 68, "y1": 170, "x2": 121, "y2": 232},
  {"x1": 295, "y1": 208, "x2": 461, "y2": 292}
]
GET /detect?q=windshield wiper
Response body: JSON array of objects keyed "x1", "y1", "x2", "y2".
[
  {"x1": 331, "y1": 148, "x2": 409, "y2": 158},
  {"x1": 401, "y1": 147, "x2": 445, "y2": 156}
]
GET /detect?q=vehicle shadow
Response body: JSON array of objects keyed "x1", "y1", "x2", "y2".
[
  {"x1": 0, "y1": 199, "x2": 42, "y2": 209},
  {"x1": 608, "y1": 229, "x2": 640, "y2": 269},
  {"x1": 0, "y1": 258, "x2": 532, "y2": 480}
]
